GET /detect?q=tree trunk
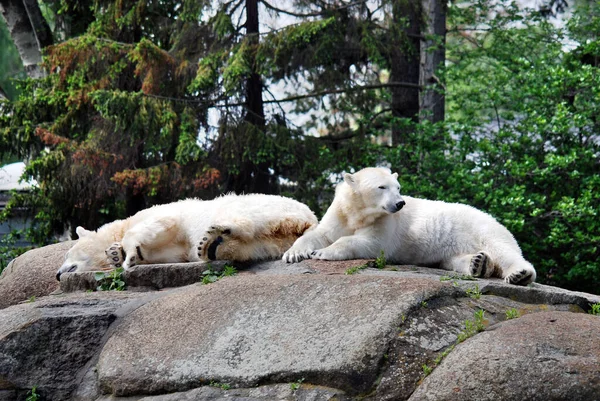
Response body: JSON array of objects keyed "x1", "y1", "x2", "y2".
[
  {"x1": 419, "y1": 0, "x2": 446, "y2": 123},
  {"x1": 390, "y1": 0, "x2": 421, "y2": 147},
  {"x1": 245, "y1": 0, "x2": 265, "y2": 128},
  {"x1": 0, "y1": 0, "x2": 52, "y2": 78},
  {"x1": 234, "y1": 0, "x2": 273, "y2": 194}
]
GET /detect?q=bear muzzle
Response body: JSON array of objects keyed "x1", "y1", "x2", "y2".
[{"x1": 56, "y1": 264, "x2": 78, "y2": 281}]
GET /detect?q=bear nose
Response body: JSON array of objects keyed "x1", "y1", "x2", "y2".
[
  {"x1": 396, "y1": 200, "x2": 406, "y2": 210},
  {"x1": 56, "y1": 264, "x2": 77, "y2": 281}
]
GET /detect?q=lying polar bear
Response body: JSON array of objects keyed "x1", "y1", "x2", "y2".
[
  {"x1": 283, "y1": 167, "x2": 536, "y2": 285},
  {"x1": 57, "y1": 194, "x2": 317, "y2": 280}
]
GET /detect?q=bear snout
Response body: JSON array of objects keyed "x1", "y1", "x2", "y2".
[
  {"x1": 56, "y1": 264, "x2": 78, "y2": 281},
  {"x1": 396, "y1": 200, "x2": 406, "y2": 211}
]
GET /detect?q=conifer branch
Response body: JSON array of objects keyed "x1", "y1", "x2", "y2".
[
  {"x1": 260, "y1": 82, "x2": 422, "y2": 104},
  {"x1": 259, "y1": 0, "x2": 367, "y2": 18},
  {"x1": 143, "y1": 82, "x2": 421, "y2": 107}
]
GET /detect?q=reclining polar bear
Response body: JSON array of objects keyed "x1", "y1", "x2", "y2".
[
  {"x1": 283, "y1": 167, "x2": 536, "y2": 285},
  {"x1": 57, "y1": 194, "x2": 317, "y2": 280}
]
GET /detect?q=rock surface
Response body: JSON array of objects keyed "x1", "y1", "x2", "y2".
[
  {"x1": 409, "y1": 311, "x2": 600, "y2": 401},
  {"x1": 97, "y1": 275, "x2": 457, "y2": 396},
  {"x1": 0, "y1": 241, "x2": 74, "y2": 309},
  {"x1": 1, "y1": 242, "x2": 599, "y2": 401}
]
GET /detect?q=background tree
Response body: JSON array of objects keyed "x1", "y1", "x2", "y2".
[{"x1": 0, "y1": 0, "x2": 598, "y2": 294}]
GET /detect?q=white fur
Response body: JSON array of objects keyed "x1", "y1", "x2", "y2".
[
  {"x1": 283, "y1": 167, "x2": 537, "y2": 285},
  {"x1": 58, "y1": 194, "x2": 317, "y2": 278}
]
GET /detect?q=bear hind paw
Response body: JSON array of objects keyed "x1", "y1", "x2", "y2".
[
  {"x1": 469, "y1": 251, "x2": 491, "y2": 278},
  {"x1": 105, "y1": 242, "x2": 125, "y2": 268},
  {"x1": 198, "y1": 225, "x2": 232, "y2": 261},
  {"x1": 504, "y1": 269, "x2": 534, "y2": 286}
]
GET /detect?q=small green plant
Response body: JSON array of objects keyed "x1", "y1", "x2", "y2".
[
  {"x1": 457, "y1": 309, "x2": 486, "y2": 342},
  {"x1": 465, "y1": 284, "x2": 482, "y2": 300},
  {"x1": 209, "y1": 381, "x2": 231, "y2": 390},
  {"x1": 420, "y1": 300, "x2": 428, "y2": 308},
  {"x1": 434, "y1": 344, "x2": 454, "y2": 366},
  {"x1": 26, "y1": 386, "x2": 40, "y2": 401},
  {"x1": 27, "y1": 296, "x2": 36, "y2": 303},
  {"x1": 422, "y1": 363, "x2": 433, "y2": 376},
  {"x1": 345, "y1": 263, "x2": 368, "y2": 275},
  {"x1": 201, "y1": 264, "x2": 237, "y2": 284},
  {"x1": 290, "y1": 377, "x2": 304, "y2": 391},
  {"x1": 375, "y1": 250, "x2": 386, "y2": 269},
  {"x1": 423, "y1": 310, "x2": 487, "y2": 379},
  {"x1": 505, "y1": 308, "x2": 520, "y2": 320},
  {"x1": 222, "y1": 264, "x2": 237, "y2": 277},
  {"x1": 95, "y1": 267, "x2": 126, "y2": 291},
  {"x1": 346, "y1": 251, "x2": 386, "y2": 274},
  {"x1": 589, "y1": 303, "x2": 600, "y2": 316}
]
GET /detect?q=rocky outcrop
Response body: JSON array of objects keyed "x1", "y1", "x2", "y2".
[
  {"x1": 1, "y1": 244, "x2": 599, "y2": 401},
  {"x1": 409, "y1": 311, "x2": 600, "y2": 401},
  {"x1": 0, "y1": 241, "x2": 74, "y2": 309}
]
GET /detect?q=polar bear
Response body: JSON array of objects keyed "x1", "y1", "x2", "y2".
[
  {"x1": 283, "y1": 167, "x2": 536, "y2": 285},
  {"x1": 57, "y1": 194, "x2": 317, "y2": 280}
]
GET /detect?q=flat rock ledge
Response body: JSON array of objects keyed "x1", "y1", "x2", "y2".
[{"x1": 1, "y1": 246, "x2": 600, "y2": 401}]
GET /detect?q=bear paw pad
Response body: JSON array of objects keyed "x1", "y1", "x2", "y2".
[
  {"x1": 505, "y1": 269, "x2": 534, "y2": 286},
  {"x1": 198, "y1": 225, "x2": 232, "y2": 261},
  {"x1": 470, "y1": 251, "x2": 490, "y2": 277},
  {"x1": 105, "y1": 242, "x2": 125, "y2": 268}
]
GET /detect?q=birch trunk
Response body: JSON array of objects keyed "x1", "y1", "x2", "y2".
[{"x1": 0, "y1": 0, "x2": 52, "y2": 78}]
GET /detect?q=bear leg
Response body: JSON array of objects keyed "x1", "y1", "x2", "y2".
[{"x1": 121, "y1": 216, "x2": 179, "y2": 269}]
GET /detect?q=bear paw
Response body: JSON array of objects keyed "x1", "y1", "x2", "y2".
[
  {"x1": 198, "y1": 225, "x2": 232, "y2": 261},
  {"x1": 282, "y1": 249, "x2": 312, "y2": 263},
  {"x1": 310, "y1": 247, "x2": 346, "y2": 261},
  {"x1": 469, "y1": 251, "x2": 490, "y2": 278},
  {"x1": 504, "y1": 269, "x2": 535, "y2": 286},
  {"x1": 105, "y1": 242, "x2": 125, "y2": 268}
]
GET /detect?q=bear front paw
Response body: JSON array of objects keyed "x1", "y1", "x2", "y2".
[
  {"x1": 282, "y1": 249, "x2": 312, "y2": 263},
  {"x1": 198, "y1": 225, "x2": 232, "y2": 261},
  {"x1": 310, "y1": 247, "x2": 346, "y2": 261},
  {"x1": 121, "y1": 245, "x2": 144, "y2": 270},
  {"x1": 105, "y1": 242, "x2": 125, "y2": 268}
]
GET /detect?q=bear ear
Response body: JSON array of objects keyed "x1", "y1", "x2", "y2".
[
  {"x1": 75, "y1": 226, "x2": 92, "y2": 239},
  {"x1": 392, "y1": 172, "x2": 398, "y2": 179},
  {"x1": 343, "y1": 173, "x2": 357, "y2": 188}
]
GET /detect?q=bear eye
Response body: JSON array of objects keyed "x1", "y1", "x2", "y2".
[{"x1": 378, "y1": 185, "x2": 387, "y2": 189}]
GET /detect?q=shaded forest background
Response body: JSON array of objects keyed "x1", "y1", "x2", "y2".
[{"x1": 0, "y1": 0, "x2": 598, "y2": 294}]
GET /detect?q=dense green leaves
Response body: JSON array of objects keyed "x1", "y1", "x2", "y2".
[{"x1": 0, "y1": 0, "x2": 598, "y2": 293}]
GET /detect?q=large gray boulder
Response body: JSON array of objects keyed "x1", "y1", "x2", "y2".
[
  {"x1": 1, "y1": 241, "x2": 599, "y2": 401},
  {"x1": 96, "y1": 275, "x2": 458, "y2": 396},
  {"x1": 409, "y1": 311, "x2": 600, "y2": 401},
  {"x1": 0, "y1": 291, "x2": 152, "y2": 401},
  {"x1": 0, "y1": 241, "x2": 74, "y2": 309}
]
